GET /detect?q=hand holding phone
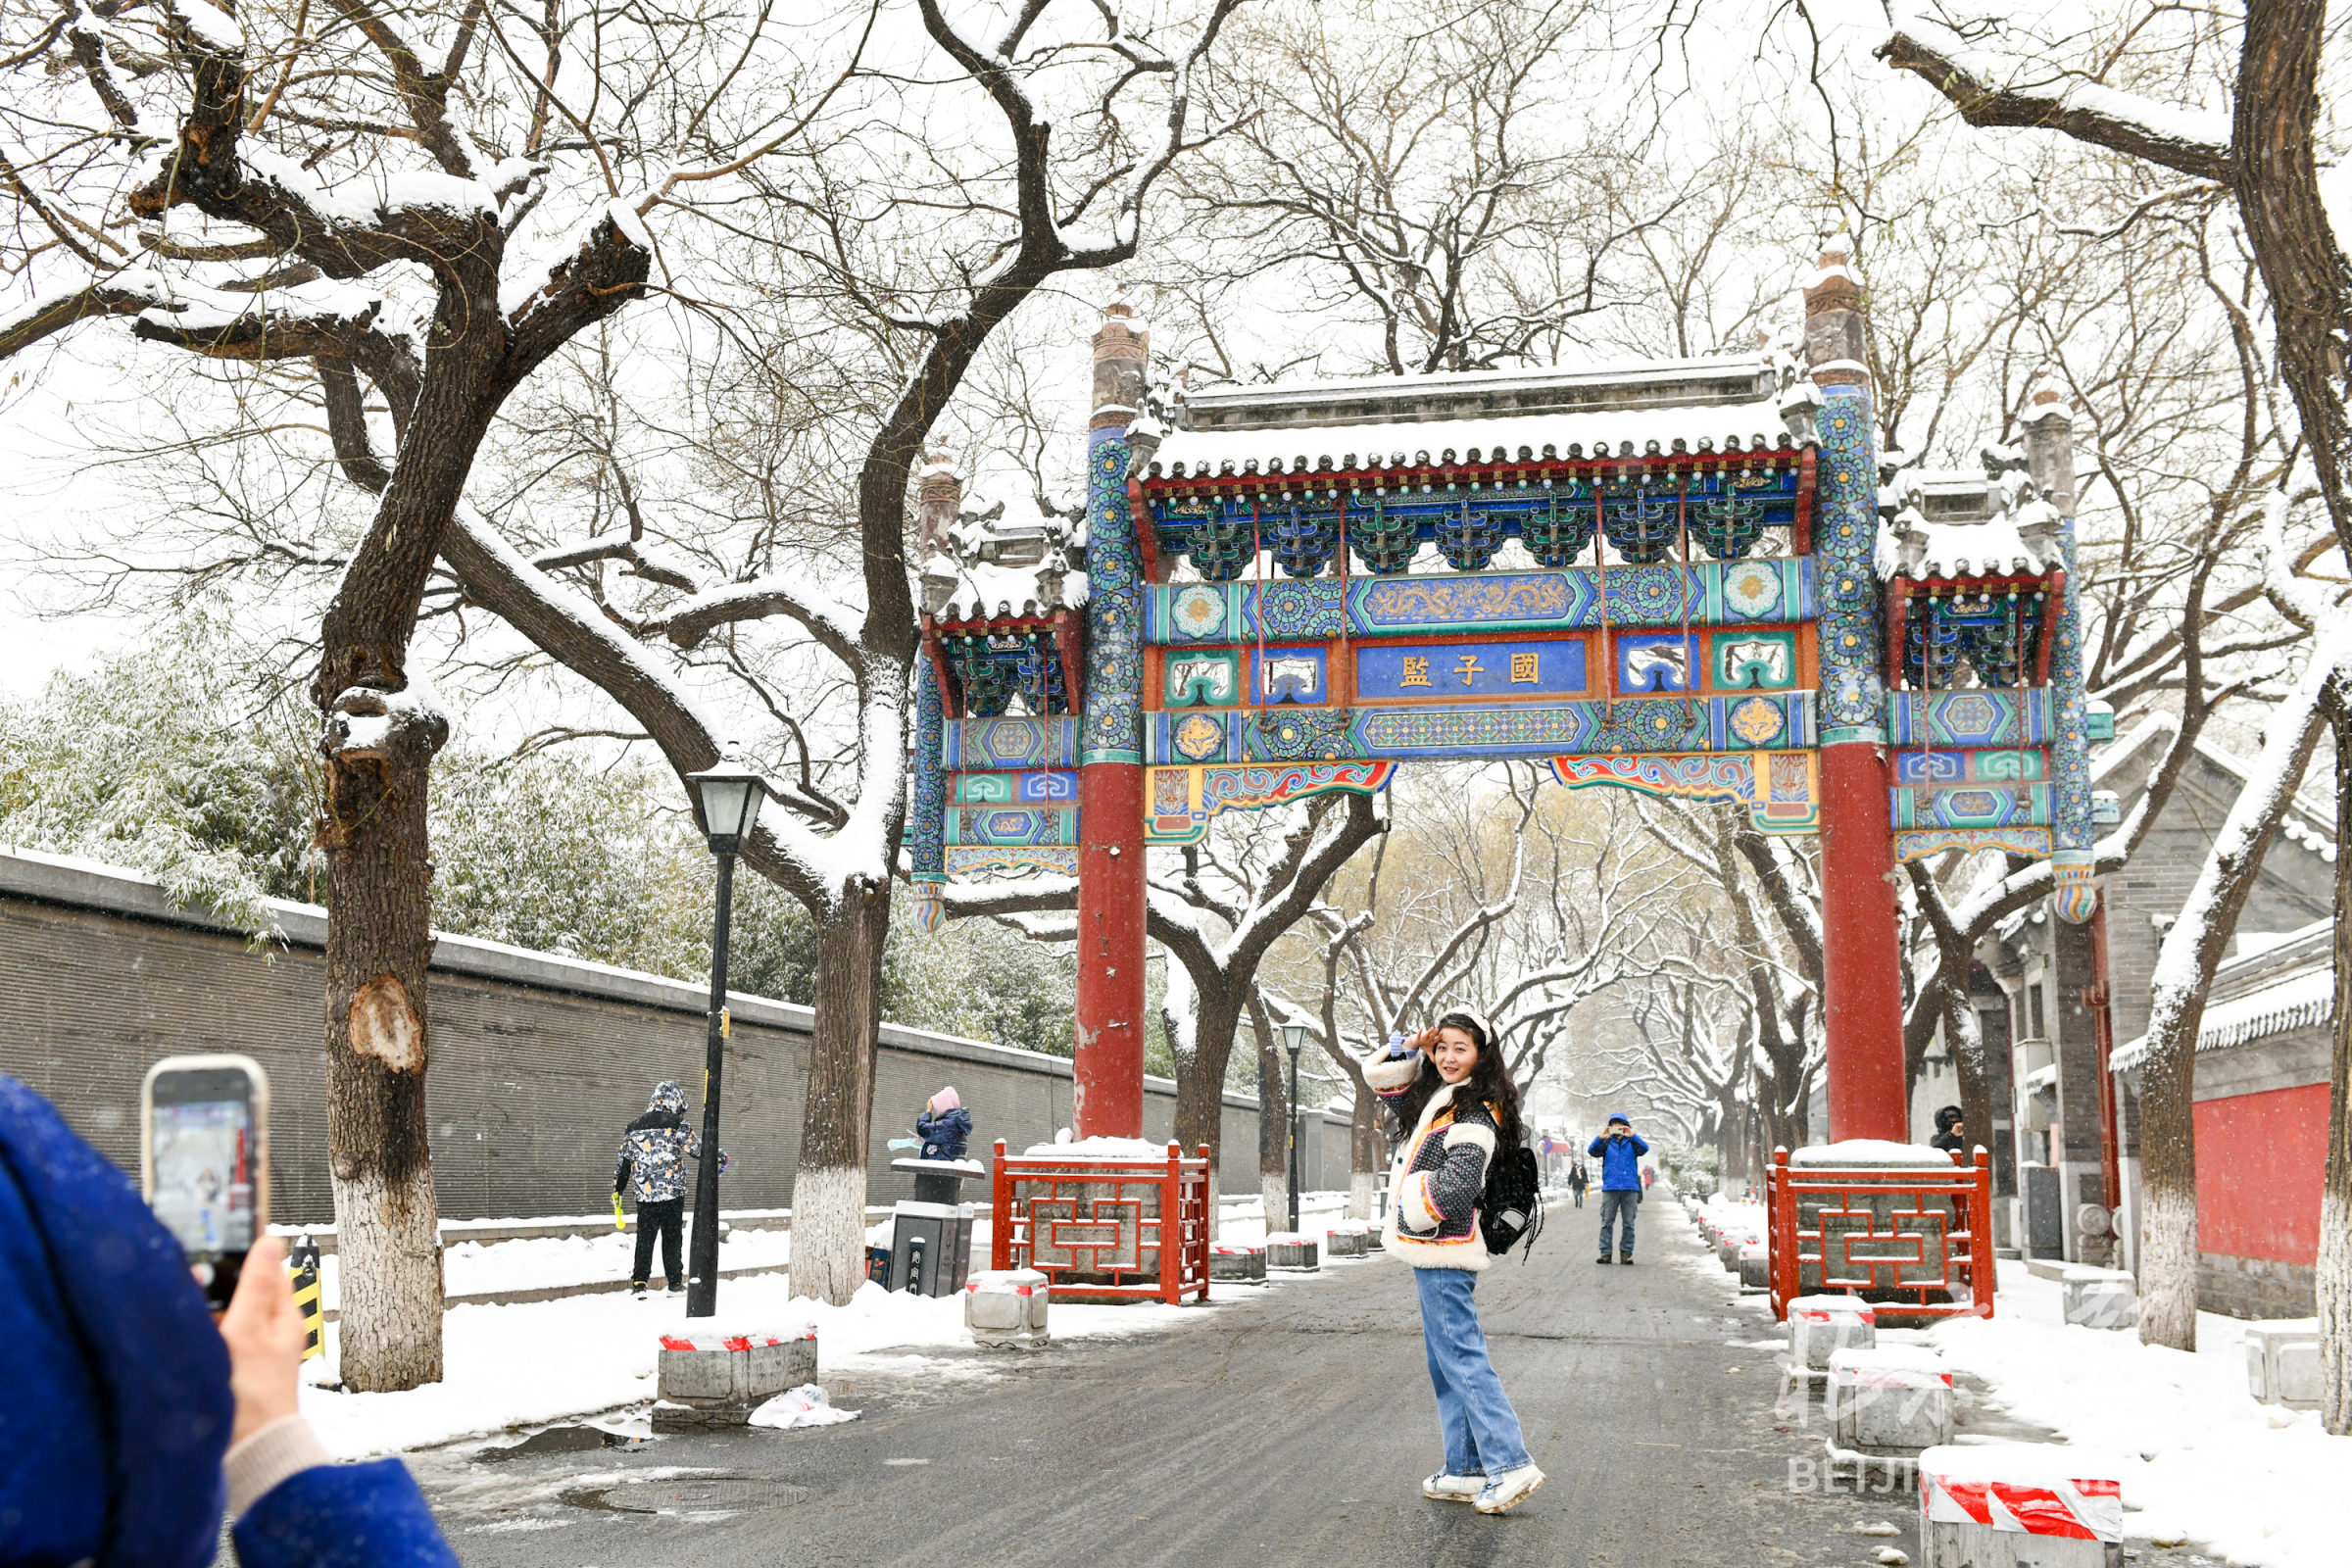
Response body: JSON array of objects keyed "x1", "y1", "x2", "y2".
[
  {"x1": 141, "y1": 1054, "x2": 269, "y2": 1312},
  {"x1": 220, "y1": 1234, "x2": 305, "y2": 1445}
]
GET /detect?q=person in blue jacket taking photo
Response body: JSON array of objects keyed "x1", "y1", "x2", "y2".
[
  {"x1": 1588, "y1": 1113, "x2": 1650, "y2": 1265},
  {"x1": 0, "y1": 1075, "x2": 461, "y2": 1567}
]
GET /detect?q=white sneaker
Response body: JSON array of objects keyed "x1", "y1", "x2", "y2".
[
  {"x1": 1474, "y1": 1463, "x2": 1545, "y2": 1514},
  {"x1": 1423, "y1": 1471, "x2": 1482, "y2": 1502}
]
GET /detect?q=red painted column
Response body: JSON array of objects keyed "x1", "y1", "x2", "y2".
[
  {"x1": 1074, "y1": 760, "x2": 1147, "y2": 1137},
  {"x1": 1072, "y1": 304, "x2": 1151, "y2": 1140},
  {"x1": 1818, "y1": 740, "x2": 1909, "y2": 1142},
  {"x1": 1804, "y1": 241, "x2": 1910, "y2": 1146}
]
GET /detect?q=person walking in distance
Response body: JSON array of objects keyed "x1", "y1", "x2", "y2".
[
  {"x1": 614, "y1": 1080, "x2": 723, "y2": 1297},
  {"x1": 1364, "y1": 1010, "x2": 1545, "y2": 1516},
  {"x1": 1567, "y1": 1158, "x2": 1589, "y2": 1208},
  {"x1": 1589, "y1": 1113, "x2": 1649, "y2": 1264}
]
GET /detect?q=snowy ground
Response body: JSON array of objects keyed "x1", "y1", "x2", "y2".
[
  {"x1": 1923, "y1": 1261, "x2": 2350, "y2": 1568},
  {"x1": 1657, "y1": 1189, "x2": 2351, "y2": 1568},
  {"x1": 301, "y1": 1193, "x2": 1377, "y2": 1459},
  {"x1": 314, "y1": 1226, "x2": 794, "y2": 1309}
]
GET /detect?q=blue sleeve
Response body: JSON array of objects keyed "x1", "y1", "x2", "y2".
[
  {"x1": 233, "y1": 1458, "x2": 460, "y2": 1568},
  {"x1": 1587, "y1": 1137, "x2": 1606, "y2": 1157},
  {"x1": 1631, "y1": 1135, "x2": 1649, "y2": 1155},
  {"x1": 0, "y1": 1078, "x2": 230, "y2": 1568}
]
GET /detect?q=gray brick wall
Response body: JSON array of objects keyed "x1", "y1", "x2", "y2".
[{"x1": 0, "y1": 852, "x2": 1339, "y2": 1223}]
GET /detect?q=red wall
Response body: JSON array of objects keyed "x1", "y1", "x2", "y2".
[{"x1": 2193, "y1": 1084, "x2": 2331, "y2": 1265}]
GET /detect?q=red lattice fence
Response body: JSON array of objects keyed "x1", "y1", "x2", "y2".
[
  {"x1": 989, "y1": 1139, "x2": 1212, "y2": 1303},
  {"x1": 1766, "y1": 1147, "x2": 1993, "y2": 1323}
]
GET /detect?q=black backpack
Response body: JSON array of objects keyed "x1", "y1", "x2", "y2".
[{"x1": 1480, "y1": 1136, "x2": 1544, "y2": 1258}]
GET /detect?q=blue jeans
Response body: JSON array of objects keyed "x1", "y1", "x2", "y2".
[
  {"x1": 1597, "y1": 1188, "x2": 1640, "y2": 1256},
  {"x1": 1412, "y1": 1268, "x2": 1532, "y2": 1478}
]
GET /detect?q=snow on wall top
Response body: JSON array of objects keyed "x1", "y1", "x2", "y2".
[
  {"x1": 2110, "y1": 920, "x2": 2335, "y2": 1072},
  {"x1": 1147, "y1": 354, "x2": 1809, "y2": 479}
]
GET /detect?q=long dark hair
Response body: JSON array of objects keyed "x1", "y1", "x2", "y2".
[{"x1": 1387, "y1": 1010, "x2": 1525, "y2": 1150}]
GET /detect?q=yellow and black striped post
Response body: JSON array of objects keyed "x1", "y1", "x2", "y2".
[{"x1": 288, "y1": 1235, "x2": 324, "y2": 1361}]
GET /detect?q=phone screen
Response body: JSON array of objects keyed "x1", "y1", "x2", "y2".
[{"x1": 152, "y1": 1093, "x2": 255, "y2": 1256}]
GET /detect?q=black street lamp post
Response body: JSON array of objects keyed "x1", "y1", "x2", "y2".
[
  {"x1": 1279, "y1": 1022, "x2": 1308, "y2": 1234},
  {"x1": 684, "y1": 763, "x2": 768, "y2": 1318}
]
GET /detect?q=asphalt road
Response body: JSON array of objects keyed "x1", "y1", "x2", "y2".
[{"x1": 417, "y1": 1198, "x2": 1944, "y2": 1568}]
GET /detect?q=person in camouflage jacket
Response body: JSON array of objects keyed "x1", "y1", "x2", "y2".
[{"x1": 614, "y1": 1081, "x2": 722, "y2": 1294}]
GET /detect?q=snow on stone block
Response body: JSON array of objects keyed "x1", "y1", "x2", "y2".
[
  {"x1": 1326, "y1": 1222, "x2": 1371, "y2": 1258},
  {"x1": 1918, "y1": 1444, "x2": 2123, "y2": 1568},
  {"x1": 1790, "y1": 1140, "x2": 1963, "y2": 1169},
  {"x1": 2058, "y1": 1268, "x2": 2137, "y2": 1331},
  {"x1": 1264, "y1": 1233, "x2": 1320, "y2": 1271},
  {"x1": 1738, "y1": 1238, "x2": 1770, "y2": 1291},
  {"x1": 964, "y1": 1267, "x2": 1050, "y2": 1346},
  {"x1": 1789, "y1": 1295, "x2": 1877, "y2": 1372},
  {"x1": 655, "y1": 1325, "x2": 818, "y2": 1430},
  {"x1": 2243, "y1": 1319, "x2": 2323, "y2": 1409},
  {"x1": 1829, "y1": 1348, "x2": 1954, "y2": 1456},
  {"x1": 1209, "y1": 1243, "x2": 1267, "y2": 1283}
]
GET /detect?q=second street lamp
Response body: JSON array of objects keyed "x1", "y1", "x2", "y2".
[
  {"x1": 1278, "y1": 1022, "x2": 1308, "y2": 1235},
  {"x1": 683, "y1": 762, "x2": 769, "y2": 1318}
]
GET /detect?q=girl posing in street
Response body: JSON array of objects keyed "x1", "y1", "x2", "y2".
[{"x1": 1364, "y1": 1010, "x2": 1545, "y2": 1515}]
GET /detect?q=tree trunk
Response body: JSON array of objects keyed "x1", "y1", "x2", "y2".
[
  {"x1": 1349, "y1": 1090, "x2": 1382, "y2": 1222},
  {"x1": 2137, "y1": 686, "x2": 2331, "y2": 1348},
  {"x1": 793, "y1": 876, "x2": 892, "y2": 1306},
  {"x1": 1249, "y1": 1000, "x2": 1288, "y2": 1230},
  {"x1": 312, "y1": 275, "x2": 502, "y2": 1392},
  {"x1": 2321, "y1": 694, "x2": 2352, "y2": 1435},
  {"x1": 319, "y1": 709, "x2": 447, "y2": 1392},
  {"x1": 1946, "y1": 990, "x2": 1994, "y2": 1177},
  {"x1": 1173, "y1": 982, "x2": 1243, "y2": 1183}
]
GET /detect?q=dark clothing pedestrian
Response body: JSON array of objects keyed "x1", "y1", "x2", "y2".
[
  {"x1": 615, "y1": 1080, "x2": 722, "y2": 1291},
  {"x1": 614, "y1": 1080, "x2": 711, "y2": 1203},
  {"x1": 632, "y1": 1196, "x2": 685, "y2": 1291},
  {"x1": 1930, "y1": 1104, "x2": 1967, "y2": 1155},
  {"x1": 1567, "y1": 1162, "x2": 1589, "y2": 1207}
]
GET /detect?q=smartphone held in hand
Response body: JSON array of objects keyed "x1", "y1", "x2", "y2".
[{"x1": 140, "y1": 1054, "x2": 269, "y2": 1312}]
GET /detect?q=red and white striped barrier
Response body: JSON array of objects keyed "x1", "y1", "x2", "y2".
[
  {"x1": 658, "y1": 1328, "x2": 808, "y2": 1353},
  {"x1": 1919, "y1": 1446, "x2": 2122, "y2": 1566}
]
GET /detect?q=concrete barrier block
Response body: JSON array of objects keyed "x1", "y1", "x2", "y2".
[
  {"x1": 1738, "y1": 1239, "x2": 1769, "y2": 1291},
  {"x1": 1919, "y1": 1445, "x2": 2123, "y2": 1568},
  {"x1": 1209, "y1": 1244, "x2": 1266, "y2": 1283},
  {"x1": 654, "y1": 1327, "x2": 817, "y2": 1430},
  {"x1": 2060, "y1": 1267, "x2": 2137, "y2": 1331},
  {"x1": 1828, "y1": 1347, "x2": 1953, "y2": 1456},
  {"x1": 1326, "y1": 1224, "x2": 1370, "y2": 1258},
  {"x1": 1788, "y1": 1295, "x2": 1877, "y2": 1372},
  {"x1": 2244, "y1": 1319, "x2": 2323, "y2": 1409},
  {"x1": 964, "y1": 1267, "x2": 1050, "y2": 1347},
  {"x1": 1265, "y1": 1233, "x2": 1320, "y2": 1271}
]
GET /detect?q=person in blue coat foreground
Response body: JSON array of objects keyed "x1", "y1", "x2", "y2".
[
  {"x1": 1588, "y1": 1113, "x2": 1650, "y2": 1264},
  {"x1": 0, "y1": 1074, "x2": 460, "y2": 1567}
]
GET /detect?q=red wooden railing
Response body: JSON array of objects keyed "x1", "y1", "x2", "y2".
[
  {"x1": 989, "y1": 1139, "x2": 1212, "y2": 1304},
  {"x1": 1766, "y1": 1146, "x2": 1993, "y2": 1323}
]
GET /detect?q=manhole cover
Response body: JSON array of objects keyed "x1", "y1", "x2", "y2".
[{"x1": 563, "y1": 1478, "x2": 809, "y2": 1515}]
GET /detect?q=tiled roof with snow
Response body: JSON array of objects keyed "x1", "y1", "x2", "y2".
[
  {"x1": 1875, "y1": 468, "x2": 2058, "y2": 580},
  {"x1": 1145, "y1": 354, "x2": 1807, "y2": 480},
  {"x1": 2110, "y1": 920, "x2": 2334, "y2": 1071}
]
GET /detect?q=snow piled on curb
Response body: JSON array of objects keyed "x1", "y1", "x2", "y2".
[
  {"x1": 301, "y1": 1270, "x2": 1210, "y2": 1460},
  {"x1": 1925, "y1": 1263, "x2": 2348, "y2": 1568}
]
